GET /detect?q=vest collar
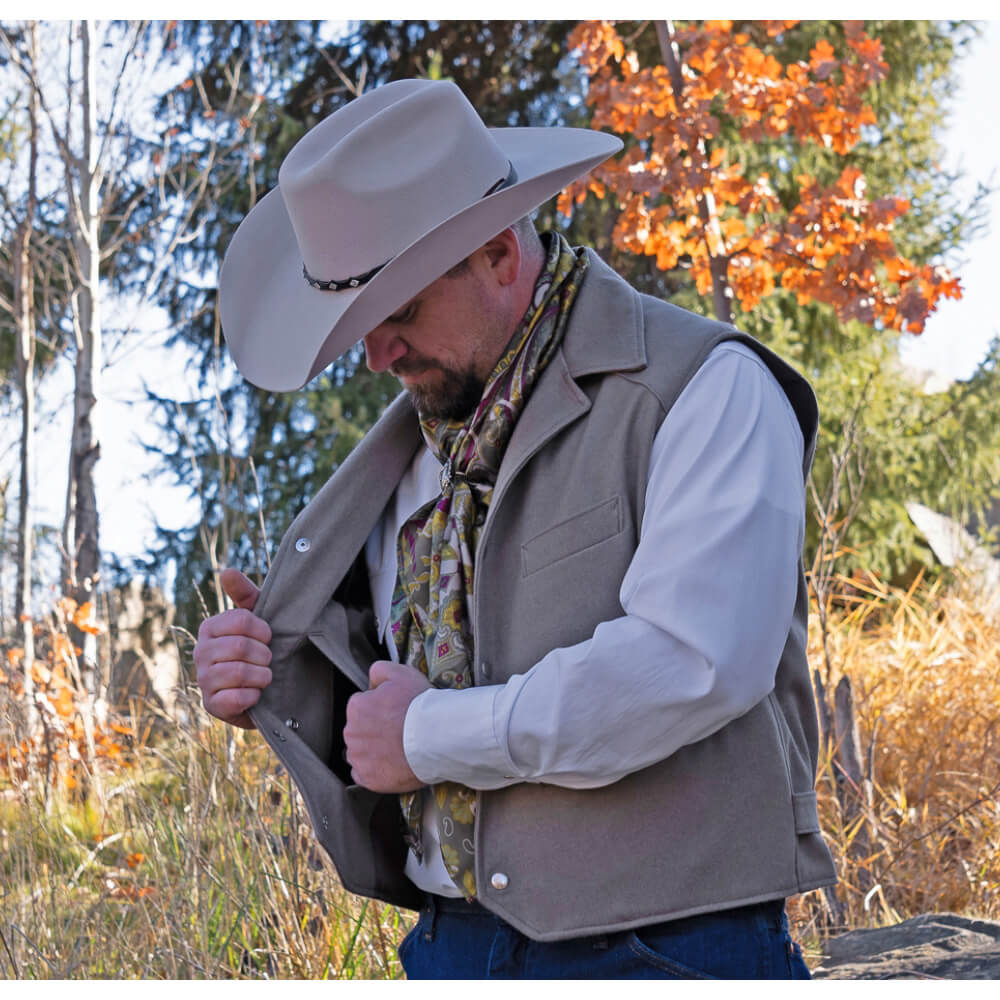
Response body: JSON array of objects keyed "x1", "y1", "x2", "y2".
[
  {"x1": 490, "y1": 251, "x2": 647, "y2": 520},
  {"x1": 559, "y1": 249, "x2": 647, "y2": 378}
]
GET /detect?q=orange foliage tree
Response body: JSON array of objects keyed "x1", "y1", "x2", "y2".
[
  {"x1": 563, "y1": 20, "x2": 961, "y2": 329},
  {"x1": 1, "y1": 598, "x2": 132, "y2": 794}
]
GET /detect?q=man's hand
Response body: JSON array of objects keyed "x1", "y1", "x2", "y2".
[
  {"x1": 344, "y1": 661, "x2": 431, "y2": 793},
  {"x1": 193, "y1": 568, "x2": 271, "y2": 729}
]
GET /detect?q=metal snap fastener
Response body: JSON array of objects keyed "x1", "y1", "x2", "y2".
[
  {"x1": 285, "y1": 718, "x2": 299, "y2": 730},
  {"x1": 490, "y1": 872, "x2": 509, "y2": 891},
  {"x1": 295, "y1": 537, "x2": 311, "y2": 552}
]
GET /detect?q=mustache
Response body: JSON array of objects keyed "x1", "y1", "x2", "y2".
[{"x1": 390, "y1": 355, "x2": 446, "y2": 377}]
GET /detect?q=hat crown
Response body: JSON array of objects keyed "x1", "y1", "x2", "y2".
[
  {"x1": 218, "y1": 77, "x2": 623, "y2": 391},
  {"x1": 279, "y1": 80, "x2": 509, "y2": 280}
]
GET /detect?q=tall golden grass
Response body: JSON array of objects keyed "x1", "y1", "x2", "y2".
[
  {"x1": 2, "y1": 595, "x2": 412, "y2": 979},
  {"x1": 793, "y1": 573, "x2": 1000, "y2": 950},
  {"x1": 0, "y1": 698, "x2": 410, "y2": 978},
  {"x1": 1, "y1": 575, "x2": 999, "y2": 977}
]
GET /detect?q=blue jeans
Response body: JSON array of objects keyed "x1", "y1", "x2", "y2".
[{"x1": 398, "y1": 896, "x2": 812, "y2": 979}]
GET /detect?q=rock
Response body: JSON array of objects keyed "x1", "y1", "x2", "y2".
[{"x1": 813, "y1": 913, "x2": 1000, "y2": 979}]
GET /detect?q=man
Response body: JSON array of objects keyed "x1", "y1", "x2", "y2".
[{"x1": 194, "y1": 79, "x2": 836, "y2": 979}]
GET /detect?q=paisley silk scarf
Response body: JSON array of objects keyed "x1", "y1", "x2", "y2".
[{"x1": 389, "y1": 233, "x2": 588, "y2": 898}]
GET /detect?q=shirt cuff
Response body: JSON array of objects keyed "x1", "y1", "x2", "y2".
[{"x1": 402, "y1": 684, "x2": 524, "y2": 790}]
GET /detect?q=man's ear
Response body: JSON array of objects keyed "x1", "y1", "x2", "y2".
[{"x1": 476, "y1": 227, "x2": 521, "y2": 288}]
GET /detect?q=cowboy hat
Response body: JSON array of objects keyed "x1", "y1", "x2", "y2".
[{"x1": 218, "y1": 78, "x2": 622, "y2": 391}]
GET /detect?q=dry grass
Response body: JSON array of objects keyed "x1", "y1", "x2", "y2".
[
  {"x1": 0, "y1": 692, "x2": 411, "y2": 979},
  {"x1": 3, "y1": 575, "x2": 1000, "y2": 977},
  {"x1": 790, "y1": 573, "x2": 1000, "y2": 950}
]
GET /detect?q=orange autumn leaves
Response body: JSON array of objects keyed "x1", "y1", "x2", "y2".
[
  {"x1": 1, "y1": 598, "x2": 132, "y2": 789},
  {"x1": 109, "y1": 853, "x2": 155, "y2": 902},
  {"x1": 564, "y1": 20, "x2": 961, "y2": 331}
]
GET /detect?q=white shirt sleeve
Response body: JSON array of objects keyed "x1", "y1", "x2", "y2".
[{"x1": 402, "y1": 342, "x2": 807, "y2": 791}]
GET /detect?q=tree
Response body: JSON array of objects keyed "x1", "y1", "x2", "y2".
[
  {"x1": 566, "y1": 22, "x2": 997, "y2": 925},
  {"x1": 140, "y1": 20, "x2": 992, "y2": 622},
  {"x1": 0, "y1": 23, "x2": 73, "y2": 725},
  {"x1": 565, "y1": 19, "x2": 961, "y2": 330},
  {"x1": 1, "y1": 19, "x2": 251, "y2": 695},
  {"x1": 0, "y1": 22, "x2": 41, "y2": 727},
  {"x1": 564, "y1": 20, "x2": 990, "y2": 582}
]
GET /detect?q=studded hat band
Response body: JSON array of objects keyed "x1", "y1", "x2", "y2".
[
  {"x1": 302, "y1": 261, "x2": 386, "y2": 292},
  {"x1": 301, "y1": 162, "x2": 519, "y2": 293}
]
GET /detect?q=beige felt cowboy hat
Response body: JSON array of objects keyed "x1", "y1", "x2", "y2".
[{"x1": 218, "y1": 78, "x2": 622, "y2": 391}]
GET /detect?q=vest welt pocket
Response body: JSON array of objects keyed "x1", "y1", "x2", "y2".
[{"x1": 520, "y1": 495, "x2": 624, "y2": 577}]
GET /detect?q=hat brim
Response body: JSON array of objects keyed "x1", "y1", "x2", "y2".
[{"x1": 219, "y1": 126, "x2": 622, "y2": 391}]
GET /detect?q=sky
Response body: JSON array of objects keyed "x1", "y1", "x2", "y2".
[
  {"x1": 897, "y1": 19, "x2": 999, "y2": 386},
  {"x1": 6, "y1": 18, "x2": 1000, "y2": 585}
]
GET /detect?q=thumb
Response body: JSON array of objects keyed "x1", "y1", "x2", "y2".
[
  {"x1": 220, "y1": 568, "x2": 260, "y2": 611},
  {"x1": 368, "y1": 660, "x2": 396, "y2": 688}
]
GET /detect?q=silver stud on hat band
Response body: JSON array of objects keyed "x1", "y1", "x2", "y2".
[{"x1": 302, "y1": 260, "x2": 387, "y2": 292}]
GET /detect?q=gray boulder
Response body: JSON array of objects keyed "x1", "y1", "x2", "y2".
[{"x1": 814, "y1": 913, "x2": 1000, "y2": 979}]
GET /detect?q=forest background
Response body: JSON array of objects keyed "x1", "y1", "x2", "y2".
[{"x1": 0, "y1": 19, "x2": 999, "y2": 979}]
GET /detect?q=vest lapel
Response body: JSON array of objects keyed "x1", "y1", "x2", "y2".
[
  {"x1": 256, "y1": 391, "x2": 423, "y2": 635},
  {"x1": 490, "y1": 251, "x2": 646, "y2": 518},
  {"x1": 491, "y1": 348, "x2": 590, "y2": 515}
]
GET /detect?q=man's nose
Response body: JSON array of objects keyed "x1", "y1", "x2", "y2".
[{"x1": 363, "y1": 325, "x2": 408, "y2": 373}]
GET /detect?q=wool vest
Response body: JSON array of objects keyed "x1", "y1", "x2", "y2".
[{"x1": 248, "y1": 251, "x2": 838, "y2": 941}]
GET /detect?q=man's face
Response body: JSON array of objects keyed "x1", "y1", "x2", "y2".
[{"x1": 363, "y1": 263, "x2": 515, "y2": 421}]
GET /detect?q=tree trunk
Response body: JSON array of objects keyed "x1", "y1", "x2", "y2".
[
  {"x1": 62, "y1": 19, "x2": 103, "y2": 696},
  {"x1": 654, "y1": 20, "x2": 733, "y2": 324},
  {"x1": 14, "y1": 20, "x2": 41, "y2": 733}
]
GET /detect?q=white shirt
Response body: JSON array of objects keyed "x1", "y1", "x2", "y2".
[{"x1": 364, "y1": 341, "x2": 806, "y2": 895}]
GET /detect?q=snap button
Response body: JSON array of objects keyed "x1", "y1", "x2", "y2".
[
  {"x1": 295, "y1": 537, "x2": 311, "y2": 552},
  {"x1": 490, "y1": 872, "x2": 509, "y2": 891},
  {"x1": 285, "y1": 718, "x2": 299, "y2": 730}
]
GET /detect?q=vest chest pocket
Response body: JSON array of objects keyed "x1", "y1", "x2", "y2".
[{"x1": 520, "y1": 495, "x2": 624, "y2": 577}]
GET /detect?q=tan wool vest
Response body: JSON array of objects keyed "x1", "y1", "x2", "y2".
[{"x1": 248, "y1": 252, "x2": 838, "y2": 941}]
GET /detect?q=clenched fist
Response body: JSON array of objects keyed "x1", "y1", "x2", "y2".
[
  {"x1": 193, "y1": 568, "x2": 271, "y2": 729},
  {"x1": 344, "y1": 660, "x2": 431, "y2": 792}
]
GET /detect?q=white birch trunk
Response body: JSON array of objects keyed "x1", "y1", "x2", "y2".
[{"x1": 62, "y1": 19, "x2": 103, "y2": 695}]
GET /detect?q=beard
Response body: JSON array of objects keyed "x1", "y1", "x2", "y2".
[{"x1": 392, "y1": 358, "x2": 485, "y2": 420}]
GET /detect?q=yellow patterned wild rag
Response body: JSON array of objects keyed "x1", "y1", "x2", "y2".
[{"x1": 389, "y1": 234, "x2": 588, "y2": 898}]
